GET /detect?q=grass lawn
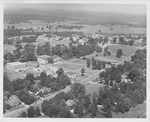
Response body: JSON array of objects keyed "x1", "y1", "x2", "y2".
[
  {"x1": 70, "y1": 59, "x2": 87, "y2": 65},
  {"x1": 58, "y1": 63, "x2": 83, "y2": 70},
  {"x1": 85, "y1": 83, "x2": 104, "y2": 95},
  {"x1": 108, "y1": 44, "x2": 138, "y2": 57},
  {"x1": 4, "y1": 68, "x2": 25, "y2": 81}
]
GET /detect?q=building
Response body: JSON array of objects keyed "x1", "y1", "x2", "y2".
[
  {"x1": 66, "y1": 100, "x2": 76, "y2": 107},
  {"x1": 6, "y1": 62, "x2": 27, "y2": 71},
  {"x1": 133, "y1": 39, "x2": 143, "y2": 46},
  {"x1": 53, "y1": 55, "x2": 62, "y2": 63},
  {"x1": 6, "y1": 95, "x2": 21, "y2": 107},
  {"x1": 37, "y1": 55, "x2": 51, "y2": 64},
  {"x1": 39, "y1": 87, "x2": 51, "y2": 94}
]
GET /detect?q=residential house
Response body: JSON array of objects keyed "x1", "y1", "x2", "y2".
[
  {"x1": 66, "y1": 100, "x2": 76, "y2": 107},
  {"x1": 133, "y1": 39, "x2": 143, "y2": 46},
  {"x1": 37, "y1": 55, "x2": 51, "y2": 64},
  {"x1": 53, "y1": 55, "x2": 62, "y2": 63},
  {"x1": 39, "y1": 87, "x2": 51, "y2": 94}
]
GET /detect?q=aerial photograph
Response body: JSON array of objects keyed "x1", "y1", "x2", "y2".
[{"x1": 3, "y1": 3, "x2": 146, "y2": 118}]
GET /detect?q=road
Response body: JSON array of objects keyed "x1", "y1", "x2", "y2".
[
  {"x1": 3, "y1": 68, "x2": 102, "y2": 118},
  {"x1": 3, "y1": 85, "x2": 71, "y2": 117}
]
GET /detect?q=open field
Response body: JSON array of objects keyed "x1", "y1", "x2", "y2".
[
  {"x1": 4, "y1": 21, "x2": 146, "y2": 34},
  {"x1": 69, "y1": 58, "x2": 87, "y2": 65},
  {"x1": 85, "y1": 83, "x2": 104, "y2": 95},
  {"x1": 57, "y1": 63, "x2": 83, "y2": 70},
  {"x1": 4, "y1": 68, "x2": 25, "y2": 81},
  {"x1": 108, "y1": 44, "x2": 138, "y2": 57},
  {"x1": 81, "y1": 25, "x2": 146, "y2": 34}
]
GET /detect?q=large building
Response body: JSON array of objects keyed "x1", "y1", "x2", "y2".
[
  {"x1": 6, "y1": 62, "x2": 27, "y2": 71},
  {"x1": 37, "y1": 55, "x2": 51, "y2": 64}
]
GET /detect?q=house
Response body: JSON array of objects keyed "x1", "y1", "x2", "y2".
[
  {"x1": 78, "y1": 39, "x2": 85, "y2": 45},
  {"x1": 6, "y1": 62, "x2": 27, "y2": 71},
  {"x1": 133, "y1": 39, "x2": 143, "y2": 46},
  {"x1": 27, "y1": 61, "x2": 39, "y2": 68},
  {"x1": 39, "y1": 87, "x2": 51, "y2": 94},
  {"x1": 66, "y1": 100, "x2": 76, "y2": 107},
  {"x1": 37, "y1": 55, "x2": 51, "y2": 64},
  {"x1": 53, "y1": 55, "x2": 62, "y2": 63},
  {"x1": 6, "y1": 95, "x2": 21, "y2": 107}
]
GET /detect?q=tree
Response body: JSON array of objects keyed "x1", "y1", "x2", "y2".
[
  {"x1": 27, "y1": 106, "x2": 35, "y2": 117},
  {"x1": 18, "y1": 112, "x2": 27, "y2": 117},
  {"x1": 87, "y1": 59, "x2": 91, "y2": 67},
  {"x1": 17, "y1": 90, "x2": 36, "y2": 105},
  {"x1": 81, "y1": 68, "x2": 85, "y2": 76},
  {"x1": 116, "y1": 97, "x2": 131, "y2": 113},
  {"x1": 104, "y1": 37, "x2": 108, "y2": 43},
  {"x1": 116, "y1": 49, "x2": 123, "y2": 58},
  {"x1": 56, "y1": 68, "x2": 64, "y2": 75},
  {"x1": 58, "y1": 107, "x2": 71, "y2": 118},
  {"x1": 51, "y1": 82, "x2": 59, "y2": 91},
  {"x1": 77, "y1": 103, "x2": 84, "y2": 117},
  {"x1": 91, "y1": 95, "x2": 98, "y2": 117},
  {"x1": 48, "y1": 57, "x2": 54, "y2": 63},
  {"x1": 4, "y1": 103, "x2": 11, "y2": 110},
  {"x1": 128, "y1": 68, "x2": 142, "y2": 82},
  {"x1": 34, "y1": 106, "x2": 41, "y2": 116},
  {"x1": 25, "y1": 73, "x2": 35, "y2": 83},
  {"x1": 71, "y1": 83, "x2": 86, "y2": 99}
]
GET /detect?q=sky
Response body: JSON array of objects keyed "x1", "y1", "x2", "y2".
[{"x1": 4, "y1": 4, "x2": 146, "y2": 15}]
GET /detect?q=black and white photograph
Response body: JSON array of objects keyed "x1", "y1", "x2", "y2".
[{"x1": 1, "y1": 0, "x2": 149, "y2": 120}]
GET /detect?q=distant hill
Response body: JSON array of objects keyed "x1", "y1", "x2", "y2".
[{"x1": 4, "y1": 9, "x2": 146, "y2": 28}]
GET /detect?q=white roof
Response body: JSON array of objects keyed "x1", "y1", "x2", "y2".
[{"x1": 7, "y1": 62, "x2": 27, "y2": 66}]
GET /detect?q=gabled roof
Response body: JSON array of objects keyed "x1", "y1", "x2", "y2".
[{"x1": 66, "y1": 100, "x2": 76, "y2": 107}]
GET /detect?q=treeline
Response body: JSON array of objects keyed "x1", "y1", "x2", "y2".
[
  {"x1": 58, "y1": 25, "x2": 83, "y2": 30},
  {"x1": 36, "y1": 40, "x2": 102, "y2": 60},
  {"x1": 4, "y1": 26, "x2": 84, "y2": 38},
  {"x1": 4, "y1": 43, "x2": 37, "y2": 62}
]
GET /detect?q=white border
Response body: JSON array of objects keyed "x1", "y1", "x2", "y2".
[{"x1": 0, "y1": 0, "x2": 150, "y2": 122}]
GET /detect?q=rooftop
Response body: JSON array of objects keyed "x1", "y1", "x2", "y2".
[{"x1": 66, "y1": 100, "x2": 76, "y2": 107}]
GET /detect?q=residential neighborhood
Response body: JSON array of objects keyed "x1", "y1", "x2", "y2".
[{"x1": 3, "y1": 3, "x2": 147, "y2": 119}]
